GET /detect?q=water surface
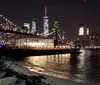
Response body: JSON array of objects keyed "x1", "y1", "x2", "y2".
[{"x1": 3, "y1": 49, "x2": 100, "y2": 85}]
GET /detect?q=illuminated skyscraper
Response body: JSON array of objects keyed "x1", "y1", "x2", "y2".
[
  {"x1": 79, "y1": 24, "x2": 89, "y2": 36},
  {"x1": 24, "y1": 23, "x2": 30, "y2": 33},
  {"x1": 78, "y1": 24, "x2": 90, "y2": 46},
  {"x1": 31, "y1": 19, "x2": 36, "y2": 34},
  {"x1": 43, "y1": 7, "x2": 49, "y2": 36}
]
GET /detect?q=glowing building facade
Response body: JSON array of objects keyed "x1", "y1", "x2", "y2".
[
  {"x1": 24, "y1": 23, "x2": 30, "y2": 33},
  {"x1": 79, "y1": 25, "x2": 89, "y2": 36},
  {"x1": 43, "y1": 7, "x2": 49, "y2": 36},
  {"x1": 75, "y1": 24, "x2": 90, "y2": 46},
  {"x1": 79, "y1": 26, "x2": 84, "y2": 35},
  {"x1": 31, "y1": 19, "x2": 36, "y2": 34},
  {"x1": 87, "y1": 28, "x2": 89, "y2": 35},
  {"x1": 16, "y1": 38, "x2": 54, "y2": 49}
]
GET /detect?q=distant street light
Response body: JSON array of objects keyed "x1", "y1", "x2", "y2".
[
  {"x1": 10, "y1": 22, "x2": 12, "y2": 24},
  {"x1": 3, "y1": 17, "x2": 5, "y2": 19},
  {"x1": 0, "y1": 15, "x2": 2, "y2": 17},
  {"x1": 0, "y1": 24, "x2": 2, "y2": 26},
  {"x1": 5, "y1": 19, "x2": 8, "y2": 21}
]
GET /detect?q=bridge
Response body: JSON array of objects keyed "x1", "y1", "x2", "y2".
[
  {"x1": 0, "y1": 14, "x2": 99, "y2": 51},
  {"x1": 0, "y1": 15, "x2": 99, "y2": 57},
  {"x1": 0, "y1": 15, "x2": 73, "y2": 49}
]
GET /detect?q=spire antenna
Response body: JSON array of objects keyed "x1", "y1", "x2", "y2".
[{"x1": 45, "y1": 6, "x2": 47, "y2": 16}]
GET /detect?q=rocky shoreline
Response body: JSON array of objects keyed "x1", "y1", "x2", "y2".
[
  {"x1": 0, "y1": 56, "x2": 92, "y2": 85},
  {"x1": 0, "y1": 57, "x2": 51, "y2": 85}
]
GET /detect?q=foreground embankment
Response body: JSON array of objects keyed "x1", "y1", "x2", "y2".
[
  {"x1": 0, "y1": 56, "x2": 92, "y2": 85},
  {"x1": 0, "y1": 59, "x2": 50, "y2": 85}
]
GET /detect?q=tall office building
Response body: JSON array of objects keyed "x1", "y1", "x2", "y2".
[
  {"x1": 78, "y1": 24, "x2": 90, "y2": 46},
  {"x1": 31, "y1": 19, "x2": 36, "y2": 34},
  {"x1": 79, "y1": 24, "x2": 89, "y2": 36},
  {"x1": 24, "y1": 23, "x2": 30, "y2": 33},
  {"x1": 43, "y1": 7, "x2": 49, "y2": 36}
]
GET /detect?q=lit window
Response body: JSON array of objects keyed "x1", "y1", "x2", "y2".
[
  {"x1": 79, "y1": 27, "x2": 84, "y2": 35},
  {"x1": 87, "y1": 28, "x2": 89, "y2": 35}
]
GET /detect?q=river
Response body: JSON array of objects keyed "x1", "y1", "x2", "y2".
[{"x1": 3, "y1": 49, "x2": 100, "y2": 85}]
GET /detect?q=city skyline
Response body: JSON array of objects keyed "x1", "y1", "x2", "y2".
[{"x1": 0, "y1": 0, "x2": 100, "y2": 40}]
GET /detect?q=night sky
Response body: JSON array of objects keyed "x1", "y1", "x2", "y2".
[{"x1": 0, "y1": 0, "x2": 100, "y2": 40}]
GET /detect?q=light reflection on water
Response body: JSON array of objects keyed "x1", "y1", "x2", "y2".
[
  {"x1": 23, "y1": 49, "x2": 100, "y2": 85},
  {"x1": 24, "y1": 54, "x2": 71, "y2": 79}
]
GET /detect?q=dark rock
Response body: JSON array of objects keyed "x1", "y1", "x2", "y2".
[
  {"x1": 0, "y1": 59, "x2": 51, "y2": 85},
  {"x1": 0, "y1": 72, "x2": 6, "y2": 79},
  {"x1": 38, "y1": 75, "x2": 46, "y2": 79}
]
